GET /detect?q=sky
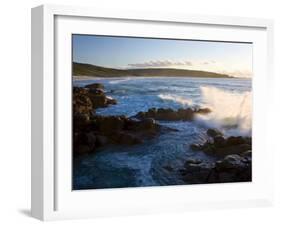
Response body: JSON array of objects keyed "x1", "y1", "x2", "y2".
[{"x1": 73, "y1": 34, "x2": 253, "y2": 78}]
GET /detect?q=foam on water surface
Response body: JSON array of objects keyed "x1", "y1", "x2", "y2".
[{"x1": 73, "y1": 77, "x2": 252, "y2": 189}]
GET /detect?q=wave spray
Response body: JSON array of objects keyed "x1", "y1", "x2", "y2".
[{"x1": 198, "y1": 86, "x2": 252, "y2": 136}]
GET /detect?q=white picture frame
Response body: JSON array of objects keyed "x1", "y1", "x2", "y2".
[{"x1": 31, "y1": 4, "x2": 274, "y2": 221}]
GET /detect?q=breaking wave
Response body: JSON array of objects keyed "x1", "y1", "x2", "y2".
[
  {"x1": 108, "y1": 77, "x2": 132, "y2": 84},
  {"x1": 158, "y1": 94, "x2": 193, "y2": 106},
  {"x1": 197, "y1": 86, "x2": 252, "y2": 136}
]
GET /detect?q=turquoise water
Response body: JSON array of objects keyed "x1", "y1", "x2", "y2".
[{"x1": 73, "y1": 77, "x2": 251, "y2": 189}]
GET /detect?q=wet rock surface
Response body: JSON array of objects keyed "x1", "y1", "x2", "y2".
[
  {"x1": 134, "y1": 107, "x2": 211, "y2": 121},
  {"x1": 73, "y1": 114, "x2": 170, "y2": 156},
  {"x1": 73, "y1": 82, "x2": 252, "y2": 185},
  {"x1": 181, "y1": 129, "x2": 252, "y2": 184},
  {"x1": 74, "y1": 84, "x2": 117, "y2": 110},
  {"x1": 73, "y1": 83, "x2": 175, "y2": 156},
  {"x1": 206, "y1": 128, "x2": 223, "y2": 138},
  {"x1": 190, "y1": 128, "x2": 252, "y2": 157},
  {"x1": 180, "y1": 152, "x2": 252, "y2": 184}
]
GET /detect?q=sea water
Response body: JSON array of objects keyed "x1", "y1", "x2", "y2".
[{"x1": 73, "y1": 77, "x2": 252, "y2": 189}]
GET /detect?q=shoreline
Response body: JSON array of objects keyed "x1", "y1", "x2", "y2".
[
  {"x1": 73, "y1": 75, "x2": 252, "y2": 80},
  {"x1": 73, "y1": 81, "x2": 252, "y2": 188}
]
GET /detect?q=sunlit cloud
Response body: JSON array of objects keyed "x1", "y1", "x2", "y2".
[
  {"x1": 128, "y1": 60, "x2": 193, "y2": 68},
  {"x1": 202, "y1": 60, "x2": 216, "y2": 65},
  {"x1": 218, "y1": 69, "x2": 253, "y2": 78},
  {"x1": 128, "y1": 59, "x2": 219, "y2": 68},
  {"x1": 126, "y1": 59, "x2": 251, "y2": 78}
]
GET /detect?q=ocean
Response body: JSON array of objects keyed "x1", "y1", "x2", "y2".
[{"x1": 73, "y1": 77, "x2": 252, "y2": 189}]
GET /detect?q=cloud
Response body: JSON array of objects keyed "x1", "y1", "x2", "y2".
[
  {"x1": 202, "y1": 60, "x2": 216, "y2": 65},
  {"x1": 218, "y1": 69, "x2": 252, "y2": 78},
  {"x1": 128, "y1": 60, "x2": 193, "y2": 68},
  {"x1": 127, "y1": 59, "x2": 219, "y2": 68}
]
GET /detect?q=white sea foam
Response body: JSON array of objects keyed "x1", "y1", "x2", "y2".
[
  {"x1": 158, "y1": 94, "x2": 193, "y2": 106},
  {"x1": 108, "y1": 77, "x2": 132, "y2": 84},
  {"x1": 197, "y1": 86, "x2": 252, "y2": 136}
]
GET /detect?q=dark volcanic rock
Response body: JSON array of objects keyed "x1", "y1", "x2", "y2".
[
  {"x1": 180, "y1": 152, "x2": 252, "y2": 184},
  {"x1": 226, "y1": 136, "x2": 248, "y2": 146},
  {"x1": 135, "y1": 107, "x2": 211, "y2": 121},
  {"x1": 190, "y1": 129, "x2": 252, "y2": 157},
  {"x1": 73, "y1": 87, "x2": 93, "y2": 115},
  {"x1": 82, "y1": 115, "x2": 163, "y2": 148},
  {"x1": 181, "y1": 161, "x2": 215, "y2": 184},
  {"x1": 214, "y1": 154, "x2": 252, "y2": 182},
  {"x1": 106, "y1": 96, "x2": 117, "y2": 105},
  {"x1": 94, "y1": 115, "x2": 125, "y2": 135},
  {"x1": 137, "y1": 118, "x2": 157, "y2": 131},
  {"x1": 73, "y1": 83, "x2": 164, "y2": 155},
  {"x1": 216, "y1": 154, "x2": 248, "y2": 170},
  {"x1": 241, "y1": 150, "x2": 252, "y2": 158},
  {"x1": 84, "y1": 83, "x2": 117, "y2": 108},
  {"x1": 185, "y1": 128, "x2": 252, "y2": 183},
  {"x1": 87, "y1": 92, "x2": 114, "y2": 109},
  {"x1": 73, "y1": 109, "x2": 168, "y2": 156},
  {"x1": 214, "y1": 143, "x2": 251, "y2": 157},
  {"x1": 207, "y1": 128, "x2": 223, "y2": 138},
  {"x1": 96, "y1": 135, "x2": 108, "y2": 147},
  {"x1": 213, "y1": 135, "x2": 226, "y2": 147},
  {"x1": 73, "y1": 83, "x2": 184, "y2": 157},
  {"x1": 73, "y1": 112, "x2": 91, "y2": 130},
  {"x1": 103, "y1": 115, "x2": 159, "y2": 134},
  {"x1": 73, "y1": 132, "x2": 96, "y2": 156},
  {"x1": 73, "y1": 85, "x2": 117, "y2": 110}
]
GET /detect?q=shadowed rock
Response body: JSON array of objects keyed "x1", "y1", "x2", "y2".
[
  {"x1": 190, "y1": 129, "x2": 252, "y2": 157},
  {"x1": 134, "y1": 107, "x2": 211, "y2": 121},
  {"x1": 73, "y1": 85, "x2": 117, "y2": 110},
  {"x1": 73, "y1": 83, "x2": 183, "y2": 156},
  {"x1": 207, "y1": 128, "x2": 223, "y2": 138},
  {"x1": 73, "y1": 114, "x2": 170, "y2": 156},
  {"x1": 73, "y1": 84, "x2": 175, "y2": 156},
  {"x1": 73, "y1": 87, "x2": 93, "y2": 115},
  {"x1": 180, "y1": 151, "x2": 252, "y2": 184}
]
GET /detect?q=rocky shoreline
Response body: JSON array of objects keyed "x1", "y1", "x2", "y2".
[
  {"x1": 73, "y1": 83, "x2": 177, "y2": 156},
  {"x1": 134, "y1": 107, "x2": 211, "y2": 121},
  {"x1": 73, "y1": 82, "x2": 252, "y2": 184},
  {"x1": 179, "y1": 129, "x2": 252, "y2": 184}
]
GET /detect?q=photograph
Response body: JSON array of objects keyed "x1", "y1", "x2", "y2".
[{"x1": 72, "y1": 34, "x2": 252, "y2": 190}]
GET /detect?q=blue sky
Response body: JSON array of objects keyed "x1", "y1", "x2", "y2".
[{"x1": 73, "y1": 34, "x2": 253, "y2": 77}]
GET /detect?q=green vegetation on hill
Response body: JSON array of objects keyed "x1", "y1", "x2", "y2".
[{"x1": 73, "y1": 62, "x2": 231, "y2": 78}]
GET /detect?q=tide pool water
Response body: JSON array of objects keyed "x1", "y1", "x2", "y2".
[{"x1": 73, "y1": 77, "x2": 252, "y2": 189}]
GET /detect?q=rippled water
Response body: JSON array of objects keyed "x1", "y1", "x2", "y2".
[{"x1": 73, "y1": 77, "x2": 251, "y2": 189}]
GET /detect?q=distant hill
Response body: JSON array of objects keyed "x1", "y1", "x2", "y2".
[{"x1": 73, "y1": 62, "x2": 232, "y2": 78}]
